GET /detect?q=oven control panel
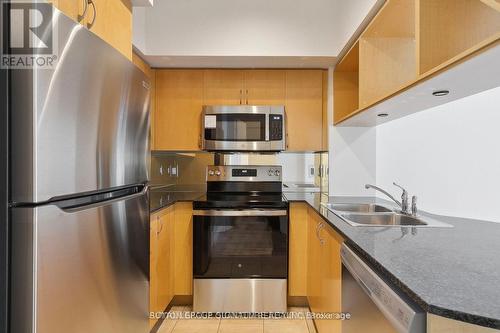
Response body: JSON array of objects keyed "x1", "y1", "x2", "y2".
[{"x1": 207, "y1": 165, "x2": 282, "y2": 182}]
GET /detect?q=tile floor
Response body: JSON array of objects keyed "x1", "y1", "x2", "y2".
[{"x1": 157, "y1": 306, "x2": 317, "y2": 333}]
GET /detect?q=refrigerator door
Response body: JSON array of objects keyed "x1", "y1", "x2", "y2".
[
  {"x1": 10, "y1": 186, "x2": 150, "y2": 333},
  {"x1": 10, "y1": 7, "x2": 150, "y2": 204}
]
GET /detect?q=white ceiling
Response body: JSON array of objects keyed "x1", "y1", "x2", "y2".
[{"x1": 133, "y1": 0, "x2": 379, "y2": 68}]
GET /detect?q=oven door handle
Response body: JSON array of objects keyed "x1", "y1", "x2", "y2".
[{"x1": 193, "y1": 209, "x2": 288, "y2": 217}]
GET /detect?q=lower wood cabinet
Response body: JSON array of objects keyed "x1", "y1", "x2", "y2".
[
  {"x1": 150, "y1": 205, "x2": 174, "y2": 328},
  {"x1": 289, "y1": 203, "x2": 343, "y2": 333},
  {"x1": 173, "y1": 202, "x2": 194, "y2": 295},
  {"x1": 288, "y1": 203, "x2": 309, "y2": 296},
  {"x1": 307, "y1": 207, "x2": 343, "y2": 333},
  {"x1": 150, "y1": 202, "x2": 193, "y2": 328}
]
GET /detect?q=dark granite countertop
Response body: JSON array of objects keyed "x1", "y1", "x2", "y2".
[
  {"x1": 284, "y1": 192, "x2": 500, "y2": 330},
  {"x1": 149, "y1": 188, "x2": 500, "y2": 329}
]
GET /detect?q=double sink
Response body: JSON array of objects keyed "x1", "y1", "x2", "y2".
[{"x1": 324, "y1": 203, "x2": 452, "y2": 228}]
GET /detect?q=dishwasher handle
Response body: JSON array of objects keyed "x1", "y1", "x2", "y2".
[{"x1": 341, "y1": 244, "x2": 426, "y2": 333}]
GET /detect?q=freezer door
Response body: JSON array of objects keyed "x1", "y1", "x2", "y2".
[
  {"x1": 10, "y1": 189, "x2": 150, "y2": 333},
  {"x1": 10, "y1": 7, "x2": 150, "y2": 203}
]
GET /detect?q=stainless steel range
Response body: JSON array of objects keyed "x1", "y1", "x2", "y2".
[{"x1": 192, "y1": 165, "x2": 288, "y2": 313}]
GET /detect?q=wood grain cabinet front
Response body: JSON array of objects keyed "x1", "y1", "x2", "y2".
[
  {"x1": 48, "y1": 0, "x2": 132, "y2": 60},
  {"x1": 154, "y1": 69, "x2": 327, "y2": 152},
  {"x1": 307, "y1": 207, "x2": 343, "y2": 333},
  {"x1": 155, "y1": 70, "x2": 204, "y2": 151},
  {"x1": 285, "y1": 70, "x2": 325, "y2": 151},
  {"x1": 149, "y1": 205, "x2": 174, "y2": 328},
  {"x1": 149, "y1": 202, "x2": 194, "y2": 327}
]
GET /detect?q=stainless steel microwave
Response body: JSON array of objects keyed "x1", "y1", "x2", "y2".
[{"x1": 201, "y1": 105, "x2": 286, "y2": 152}]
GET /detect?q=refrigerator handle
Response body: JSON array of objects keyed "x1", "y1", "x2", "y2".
[{"x1": 54, "y1": 184, "x2": 149, "y2": 212}]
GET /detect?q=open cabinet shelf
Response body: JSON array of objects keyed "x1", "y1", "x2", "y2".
[
  {"x1": 359, "y1": 0, "x2": 417, "y2": 108},
  {"x1": 334, "y1": 0, "x2": 500, "y2": 126},
  {"x1": 418, "y1": 0, "x2": 500, "y2": 75},
  {"x1": 333, "y1": 42, "x2": 359, "y2": 123}
]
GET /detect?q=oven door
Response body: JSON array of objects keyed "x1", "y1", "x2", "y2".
[{"x1": 193, "y1": 209, "x2": 288, "y2": 279}]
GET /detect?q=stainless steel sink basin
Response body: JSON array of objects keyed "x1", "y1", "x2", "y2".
[
  {"x1": 322, "y1": 202, "x2": 453, "y2": 228},
  {"x1": 325, "y1": 203, "x2": 393, "y2": 213},
  {"x1": 341, "y1": 213, "x2": 427, "y2": 227}
]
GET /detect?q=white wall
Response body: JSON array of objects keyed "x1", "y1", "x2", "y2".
[
  {"x1": 332, "y1": 0, "x2": 379, "y2": 53},
  {"x1": 330, "y1": 126, "x2": 376, "y2": 196},
  {"x1": 135, "y1": 0, "x2": 338, "y2": 57},
  {"x1": 376, "y1": 87, "x2": 500, "y2": 223}
]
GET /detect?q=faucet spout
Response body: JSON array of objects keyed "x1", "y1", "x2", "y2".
[{"x1": 365, "y1": 184, "x2": 403, "y2": 210}]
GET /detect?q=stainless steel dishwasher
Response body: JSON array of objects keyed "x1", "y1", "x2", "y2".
[{"x1": 341, "y1": 244, "x2": 426, "y2": 333}]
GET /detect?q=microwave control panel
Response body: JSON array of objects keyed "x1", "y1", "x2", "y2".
[{"x1": 269, "y1": 115, "x2": 283, "y2": 141}]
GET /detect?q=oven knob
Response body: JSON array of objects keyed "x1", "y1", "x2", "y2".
[
  {"x1": 268, "y1": 169, "x2": 274, "y2": 176},
  {"x1": 215, "y1": 170, "x2": 221, "y2": 176},
  {"x1": 274, "y1": 170, "x2": 280, "y2": 176},
  {"x1": 208, "y1": 170, "x2": 215, "y2": 176}
]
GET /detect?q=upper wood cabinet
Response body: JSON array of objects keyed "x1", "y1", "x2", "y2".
[
  {"x1": 86, "y1": 0, "x2": 132, "y2": 60},
  {"x1": 285, "y1": 70, "x2": 324, "y2": 151},
  {"x1": 155, "y1": 69, "x2": 327, "y2": 152},
  {"x1": 203, "y1": 70, "x2": 245, "y2": 105},
  {"x1": 334, "y1": 0, "x2": 500, "y2": 126},
  {"x1": 203, "y1": 70, "x2": 286, "y2": 105},
  {"x1": 47, "y1": 0, "x2": 84, "y2": 21},
  {"x1": 155, "y1": 70, "x2": 204, "y2": 151},
  {"x1": 244, "y1": 70, "x2": 286, "y2": 105},
  {"x1": 49, "y1": 0, "x2": 132, "y2": 60}
]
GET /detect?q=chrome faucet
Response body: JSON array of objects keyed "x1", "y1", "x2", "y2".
[
  {"x1": 365, "y1": 182, "x2": 417, "y2": 215},
  {"x1": 392, "y1": 182, "x2": 409, "y2": 214}
]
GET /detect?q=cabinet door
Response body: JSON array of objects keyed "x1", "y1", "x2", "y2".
[
  {"x1": 289, "y1": 203, "x2": 308, "y2": 296},
  {"x1": 149, "y1": 214, "x2": 159, "y2": 328},
  {"x1": 285, "y1": 70, "x2": 324, "y2": 151},
  {"x1": 203, "y1": 70, "x2": 245, "y2": 105},
  {"x1": 155, "y1": 70, "x2": 204, "y2": 151},
  {"x1": 47, "y1": 0, "x2": 84, "y2": 22},
  {"x1": 173, "y1": 202, "x2": 193, "y2": 295},
  {"x1": 156, "y1": 206, "x2": 174, "y2": 313},
  {"x1": 244, "y1": 70, "x2": 286, "y2": 105},
  {"x1": 86, "y1": 0, "x2": 132, "y2": 60},
  {"x1": 307, "y1": 208, "x2": 322, "y2": 314}
]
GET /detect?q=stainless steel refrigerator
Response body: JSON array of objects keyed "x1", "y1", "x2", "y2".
[{"x1": 7, "y1": 7, "x2": 151, "y2": 333}]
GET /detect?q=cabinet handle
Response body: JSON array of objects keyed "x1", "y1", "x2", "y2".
[
  {"x1": 87, "y1": 0, "x2": 96, "y2": 29},
  {"x1": 316, "y1": 222, "x2": 325, "y2": 245},
  {"x1": 156, "y1": 216, "x2": 163, "y2": 235},
  {"x1": 78, "y1": 0, "x2": 88, "y2": 22}
]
